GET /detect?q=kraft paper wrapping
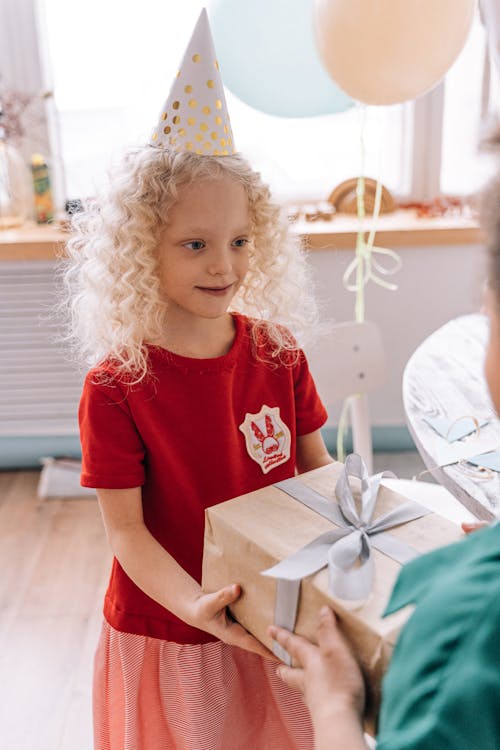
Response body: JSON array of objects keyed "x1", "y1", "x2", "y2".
[{"x1": 202, "y1": 461, "x2": 463, "y2": 730}]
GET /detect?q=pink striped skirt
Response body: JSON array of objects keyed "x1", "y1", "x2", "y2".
[{"x1": 93, "y1": 620, "x2": 314, "y2": 750}]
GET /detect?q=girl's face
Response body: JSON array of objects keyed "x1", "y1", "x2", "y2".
[
  {"x1": 485, "y1": 286, "x2": 500, "y2": 414},
  {"x1": 157, "y1": 175, "x2": 251, "y2": 328}
]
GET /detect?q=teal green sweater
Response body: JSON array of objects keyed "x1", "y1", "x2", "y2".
[{"x1": 377, "y1": 522, "x2": 500, "y2": 750}]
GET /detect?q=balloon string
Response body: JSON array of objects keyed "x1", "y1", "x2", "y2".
[
  {"x1": 343, "y1": 243, "x2": 402, "y2": 292},
  {"x1": 348, "y1": 104, "x2": 402, "y2": 309},
  {"x1": 336, "y1": 105, "x2": 402, "y2": 463},
  {"x1": 355, "y1": 104, "x2": 367, "y2": 323},
  {"x1": 337, "y1": 106, "x2": 366, "y2": 460},
  {"x1": 336, "y1": 395, "x2": 351, "y2": 464}
]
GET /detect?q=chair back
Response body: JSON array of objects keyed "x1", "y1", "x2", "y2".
[{"x1": 307, "y1": 320, "x2": 387, "y2": 410}]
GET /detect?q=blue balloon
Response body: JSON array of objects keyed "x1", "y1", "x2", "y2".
[{"x1": 208, "y1": 0, "x2": 353, "y2": 118}]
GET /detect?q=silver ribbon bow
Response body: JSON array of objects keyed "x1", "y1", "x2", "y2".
[{"x1": 262, "y1": 453, "x2": 431, "y2": 663}]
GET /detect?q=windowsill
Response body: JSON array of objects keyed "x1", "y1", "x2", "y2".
[
  {"x1": 0, "y1": 223, "x2": 67, "y2": 260},
  {"x1": 0, "y1": 211, "x2": 483, "y2": 261},
  {"x1": 292, "y1": 209, "x2": 483, "y2": 249}
]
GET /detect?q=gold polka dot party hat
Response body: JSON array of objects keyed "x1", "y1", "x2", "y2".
[{"x1": 149, "y1": 8, "x2": 235, "y2": 156}]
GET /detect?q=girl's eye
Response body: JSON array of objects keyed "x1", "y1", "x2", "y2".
[
  {"x1": 184, "y1": 240, "x2": 205, "y2": 251},
  {"x1": 232, "y1": 238, "x2": 249, "y2": 248}
]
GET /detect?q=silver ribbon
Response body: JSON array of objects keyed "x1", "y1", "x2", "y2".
[{"x1": 262, "y1": 453, "x2": 431, "y2": 663}]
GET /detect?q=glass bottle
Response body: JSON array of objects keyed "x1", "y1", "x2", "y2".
[{"x1": 0, "y1": 119, "x2": 30, "y2": 229}]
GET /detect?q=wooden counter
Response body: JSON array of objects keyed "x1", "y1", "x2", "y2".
[
  {"x1": 0, "y1": 223, "x2": 67, "y2": 261},
  {"x1": 0, "y1": 212, "x2": 483, "y2": 261},
  {"x1": 293, "y1": 210, "x2": 483, "y2": 250}
]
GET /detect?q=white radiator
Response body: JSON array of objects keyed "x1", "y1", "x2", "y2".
[{"x1": 0, "y1": 260, "x2": 82, "y2": 437}]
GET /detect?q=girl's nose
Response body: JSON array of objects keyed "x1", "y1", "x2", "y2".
[{"x1": 207, "y1": 246, "x2": 232, "y2": 276}]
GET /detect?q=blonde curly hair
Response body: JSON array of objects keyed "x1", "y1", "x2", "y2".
[{"x1": 63, "y1": 147, "x2": 320, "y2": 382}]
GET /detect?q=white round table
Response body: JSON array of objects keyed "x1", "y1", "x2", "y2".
[{"x1": 403, "y1": 313, "x2": 500, "y2": 521}]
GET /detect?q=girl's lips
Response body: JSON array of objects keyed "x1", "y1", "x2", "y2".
[{"x1": 196, "y1": 284, "x2": 234, "y2": 295}]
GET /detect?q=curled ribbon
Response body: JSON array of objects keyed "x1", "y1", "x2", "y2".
[
  {"x1": 336, "y1": 169, "x2": 402, "y2": 460},
  {"x1": 342, "y1": 240, "x2": 402, "y2": 294},
  {"x1": 347, "y1": 159, "x2": 402, "y2": 324},
  {"x1": 262, "y1": 454, "x2": 431, "y2": 663}
]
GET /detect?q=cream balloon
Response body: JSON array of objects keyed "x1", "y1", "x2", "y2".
[{"x1": 313, "y1": 0, "x2": 477, "y2": 105}]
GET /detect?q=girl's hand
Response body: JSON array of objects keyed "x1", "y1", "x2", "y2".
[
  {"x1": 462, "y1": 521, "x2": 489, "y2": 534},
  {"x1": 189, "y1": 584, "x2": 276, "y2": 660},
  {"x1": 269, "y1": 607, "x2": 365, "y2": 721}
]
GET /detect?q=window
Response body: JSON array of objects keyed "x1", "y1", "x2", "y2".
[
  {"x1": 40, "y1": 0, "x2": 409, "y2": 203},
  {"x1": 441, "y1": 10, "x2": 500, "y2": 195},
  {"x1": 37, "y1": 0, "x2": 497, "y2": 205}
]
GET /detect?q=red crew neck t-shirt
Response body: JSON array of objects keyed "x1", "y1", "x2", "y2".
[{"x1": 79, "y1": 314, "x2": 327, "y2": 643}]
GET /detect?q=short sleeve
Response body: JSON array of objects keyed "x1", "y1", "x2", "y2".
[
  {"x1": 79, "y1": 371, "x2": 146, "y2": 489},
  {"x1": 293, "y1": 351, "x2": 328, "y2": 436},
  {"x1": 376, "y1": 534, "x2": 500, "y2": 750},
  {"x1": 376, "y1": 622, "x2": 500, "y2": 750}
]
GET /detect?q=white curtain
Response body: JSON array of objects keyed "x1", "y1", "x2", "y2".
[
  {"x1": 481, "y1": 0, "x2": 500, "y2": 75},
  {"x1": 0, "y1": 0, "x2": 65, "y2": 208},
  {"x1": 0, "y1": 0, "x2": 52, "y2": 162}
]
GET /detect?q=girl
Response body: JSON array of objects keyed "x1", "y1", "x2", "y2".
[
  {"x1": 65, "y1": 10, "x2": 332, "y2": 749},
  {"x1": 270, "y1": 131, "x2": 500, "y2": 750}
]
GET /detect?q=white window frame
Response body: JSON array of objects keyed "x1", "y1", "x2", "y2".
[{"x1": 410, "y1": 84, "x2": 445, "y2": 202}]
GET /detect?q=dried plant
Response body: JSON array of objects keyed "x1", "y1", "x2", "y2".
[{"x1": 0, "y1": 85, "x2": 52, "y2": 145}]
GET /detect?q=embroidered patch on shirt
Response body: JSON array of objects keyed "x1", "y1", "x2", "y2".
[{"x1": 239, "y1": 405, "x2": 291, "y2": 474}]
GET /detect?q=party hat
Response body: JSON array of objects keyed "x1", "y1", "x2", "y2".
[{"x1": 150, "y1": 8, "x2": 235, "y2": 156}]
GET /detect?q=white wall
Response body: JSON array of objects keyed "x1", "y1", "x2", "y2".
[{"x1": 306, "y1": 242, "x2": 487, "y2": 428}]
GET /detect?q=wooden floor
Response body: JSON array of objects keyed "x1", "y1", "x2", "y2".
[
  {"x1": 0, "y1": 456, "x2": 425, "y2": 749},
  {"x1": 0, "y1": 470, "x2": 111, "y2": 750}
]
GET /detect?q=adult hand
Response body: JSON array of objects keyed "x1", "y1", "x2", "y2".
[
  {"x1": 189, "y1": 584, "x2": 276, "y2": 660},
  {"x1": 269, "y1": 607, "x2": 365, "y2": 720},
  {"x1": 462, "y1": 521, "x2": 489, "y2": 534}
]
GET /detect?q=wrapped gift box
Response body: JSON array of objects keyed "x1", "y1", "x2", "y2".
[{"x1": 202, "y1": 460, "x2": 464, "y2": 730}]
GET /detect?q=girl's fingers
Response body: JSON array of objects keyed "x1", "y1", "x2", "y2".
[
  {"x1": 219, "y1": 583, "x2": 241, "y2": 604},
  {"x1": 199, "y1": 586, "x2": 275, "y2": 658},
  {"x1": 238, "y1": 635, "x2": 273, "y2": 660},
  {"x1": 202, "y1": 584, "x2": 241, "y2": 617},
  {"x1": 224, "y1": 620, "x2": 274, "y2": 659}
]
